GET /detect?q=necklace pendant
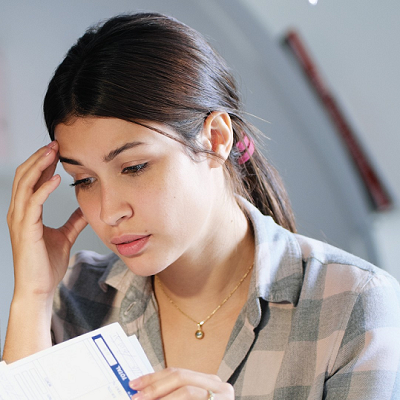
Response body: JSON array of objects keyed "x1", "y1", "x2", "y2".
[{"x1": 195, "y1": 323, "x2": 204, "y2": 340}]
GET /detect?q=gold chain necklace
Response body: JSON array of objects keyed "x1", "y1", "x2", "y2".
[{"x1": 155, "y1": 263, "x2": 253, "y2": 340}]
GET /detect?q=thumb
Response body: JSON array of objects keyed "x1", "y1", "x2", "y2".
[{"x1": 60, "y1": 208, "x2": 88, "y2": 246}]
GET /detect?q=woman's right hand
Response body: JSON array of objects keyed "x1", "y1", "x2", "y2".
[
  {"x1": 3, "y1": 142, "x2": 88, "y2": 363},
  {"x1": 7, "y1": 141, "x2": 88, "y2": 299}
]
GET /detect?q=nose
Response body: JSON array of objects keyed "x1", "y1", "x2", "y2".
[{"x1": 99, "y1": 183, "x2": 133, "y2": 226}]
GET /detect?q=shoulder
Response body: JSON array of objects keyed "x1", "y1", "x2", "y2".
[
  {"x1": 295, "y1": 233, "x2": 399, "y2": 298},
  {"x1": 292, "y1": 237, "x2": 400, "y2": 395},
  {"x1": 62, "y1": 250, "x2": 120, "y2": 291},
  {"x1": 294, "y1": 234, "x2": 400, "y2": 358},
  {"x1": 52, "y1": 251, "x2": 122, "y2": 342},
  {"x1": 242, "y1": 196, "x2": 399, "y2": 305},
  {"x1": 68, "y1": 250, "x2": 119, "y2": 269}
]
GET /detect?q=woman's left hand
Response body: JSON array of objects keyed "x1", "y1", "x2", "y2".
[{"x1": 130, "y1": 368, "x2": 234, "y2": 399}]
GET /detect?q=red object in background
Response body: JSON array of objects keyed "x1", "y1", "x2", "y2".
[{"x1": 284, "y1": 30, "x2": 392, "y2": 212}]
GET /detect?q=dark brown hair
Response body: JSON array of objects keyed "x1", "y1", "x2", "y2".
[{"x1": 43, "y1": 12, "x2": 296, "y2": 232}]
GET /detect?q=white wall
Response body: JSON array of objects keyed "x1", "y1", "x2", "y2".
[{"x1": 240, "y1": 0, "x2": 400, "y2": 203}]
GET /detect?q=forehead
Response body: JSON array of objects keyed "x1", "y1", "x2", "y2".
[
  {"x1": 55, "y1": 117, "x2": 179, "y2": 147},
  {"x1": 54, "y1": 117, "x2": 191, "y2": 168}
]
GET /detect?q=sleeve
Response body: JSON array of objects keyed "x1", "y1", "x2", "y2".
[
  {"x1": 324, "y1": 271, "x2": 400, "y2": 399},
  {"x1": 51, "y1": 251, "x2": 118, "y2": 344}
]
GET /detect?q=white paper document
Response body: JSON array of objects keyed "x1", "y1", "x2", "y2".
[{"x1": 0, "y1": 323, "x2": 153, "y2": 399}]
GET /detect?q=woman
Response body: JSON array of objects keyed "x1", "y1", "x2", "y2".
[{"x1": 4, "y1": 12, "x2": 400, "y2": 399}]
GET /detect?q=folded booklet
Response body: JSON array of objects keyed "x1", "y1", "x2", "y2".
[{"x1": 0, "y1": 322, "x2": 153, "y2": 399}]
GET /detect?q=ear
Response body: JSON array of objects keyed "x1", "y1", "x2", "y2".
[{"x1": 201, "y1": 111, "x2": 233, "y2": 167}]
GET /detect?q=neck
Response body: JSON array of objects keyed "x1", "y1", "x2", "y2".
[{"x1": 156, "y1": 196, "x2": 254, "y2": 308}]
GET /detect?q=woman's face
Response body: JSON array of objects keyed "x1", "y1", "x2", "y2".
[{"x1": 55, "y1": 117, "x2": 222, "y2": 275}]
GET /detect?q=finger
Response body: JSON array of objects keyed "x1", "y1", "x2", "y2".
[
  {"x1": 59, "y1": 208, "x2": 88, "y2": 246},
  {"x1": 11, "y1": 146, "x2": 59, "y2": 223},
  {"x1": 132, "y1": 368, "x2": 222, "y2": 389},
  {"x1": 33, "y1": 147, "x2": 59, "y2": 192},
  {"x1": 154, "y1": 385, "x2": 212, "y2": 400},
  {"x1": 130, "y1": 368, "x2": 222, "y2": 399},
  {"x1": 19, "y1": 175, "x2": 61, "y2": 229},
  {"x1": 10, "y1": 142, "x2": 58, "y2": 209}
]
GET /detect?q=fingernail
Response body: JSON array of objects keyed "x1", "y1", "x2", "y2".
[
  {"x1": 47, "y1": 141, "x2": 57, "y2": 148},
  {"x1": 43, "y1": 142, "x2": 57, "y2": 156},
  {"x1": 131, "y1": 391, "x2": 145, "y2": 399},
  {"x1": 129, "y1": 378, "x2": 140, "y2": 389}
]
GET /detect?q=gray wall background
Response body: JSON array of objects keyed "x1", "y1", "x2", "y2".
[{"x1": 1, "y1": 0, "x2": 399, "y2": 351}]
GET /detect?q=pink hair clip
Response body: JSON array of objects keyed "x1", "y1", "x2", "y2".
[{"x1": 236, "y1": 135, "x2": 255, "y2": 164}]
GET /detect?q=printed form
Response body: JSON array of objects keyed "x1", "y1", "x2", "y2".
[{"x1": 0, "y1": 323, "x2": 153, "y2": 399}]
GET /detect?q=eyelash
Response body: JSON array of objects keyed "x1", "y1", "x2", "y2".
[
  {"x1": 70, "y1": 177, "x2": 94, "y2": 189},
  {"x1": 70, "y1": 162, "x2": 148, "y2": 190},
  {"x1": 122, "y1": 162, "x2": 148, "y2": 175}
]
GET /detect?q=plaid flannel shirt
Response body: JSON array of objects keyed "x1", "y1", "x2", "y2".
[{"x1": 52, "y1": 199, "x2": 400, "y2": 399}]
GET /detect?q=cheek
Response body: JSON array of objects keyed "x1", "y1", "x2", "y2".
[
  {"x1": 75, "y1": 192, "x2": 99, "y2": 226},
  {"x1": 151, "y1": 163, "x2": 211, "y2": 232}
]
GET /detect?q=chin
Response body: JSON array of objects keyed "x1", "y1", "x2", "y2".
[{"x1": 122, "y1": 257, "x2": 167, "y2": 277}]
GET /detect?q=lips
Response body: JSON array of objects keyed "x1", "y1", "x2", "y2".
[{"x1": 111, "y1": 234, "x2": 151, "y2": 257}]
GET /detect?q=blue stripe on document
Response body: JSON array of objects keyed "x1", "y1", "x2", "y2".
[{"x1": 92, "y1": 334, "x2": 137, "y2": 397}]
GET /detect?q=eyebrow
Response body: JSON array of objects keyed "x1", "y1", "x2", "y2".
[{"x1": 59, "y1": 141, "x2": 145, "y2": 166}]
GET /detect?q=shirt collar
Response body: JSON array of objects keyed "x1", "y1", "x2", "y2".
[
  {"x1": 239, "y1": 198, "x2": 304, "y2": 306},
  {"x1": 98, "y1": 254, "x2": 150, "y2": 294}
]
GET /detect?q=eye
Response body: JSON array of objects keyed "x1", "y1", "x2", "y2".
[
  {"x1": 70, "y1": 177, "x2": 95, "y2": 190},
  {"x1": 122, "y1": 162, "x2": 148, "y2": 175}
]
